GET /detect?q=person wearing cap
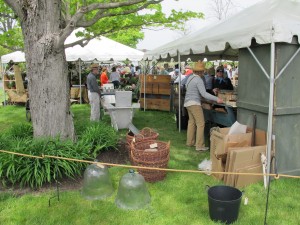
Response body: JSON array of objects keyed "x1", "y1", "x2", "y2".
[
  {"x1": 87, "y1": 63, "x2": 101, "y2": 121},
  {"x1": 184, "y1": 61, "x2": 223, "y2": 151},
  {"x1": 212, "y1": 65, "x2": 233, "y2": 95}
]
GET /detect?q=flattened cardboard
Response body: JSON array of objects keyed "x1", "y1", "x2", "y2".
[
  {"x1": 210, "y1": 147, "x2": 226, "y2": 180},
  {"x1": 226, "y1": 145, "x2": 266, "y2": 187},
  {"x1": 234, "y1": 164, "x2": 263, "y2": 188}
]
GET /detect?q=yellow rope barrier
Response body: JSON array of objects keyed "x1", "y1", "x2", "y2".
[{"x1": 1, "y1": 149, "x2": 299, "y2": 179}]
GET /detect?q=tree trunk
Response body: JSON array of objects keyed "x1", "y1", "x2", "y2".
[{"x1": 21, "y1": 1, "x2": 75, "y2": 140}]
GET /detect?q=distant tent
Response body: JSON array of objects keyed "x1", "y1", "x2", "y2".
[{"x1": 1, "y1": 29, "x2": 144, "y2": 63}]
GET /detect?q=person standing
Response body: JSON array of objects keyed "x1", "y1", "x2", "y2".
[
  {"x1": 110, "y1": 66, "x2": 120, "y2": 89},
  {"x1": 87, "y1": 64, "x2": 101, "y2": 121},
  {"x1": 100, "y1": 66, "x2": 109, "y2": 86},
  {"x1": 212, "y1": 65, "x2": 233, "y2": 95},
  {"x1": 184, "y1": 61, "x2": 223, "y2": 151}
]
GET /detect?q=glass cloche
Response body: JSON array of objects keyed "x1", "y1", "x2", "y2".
[
  {"x1": 115, "y1": 170, "x2": 151, "y2": 209},
  {"x1": 81, "y1": 163, "x2": 114, "y2": 200}
]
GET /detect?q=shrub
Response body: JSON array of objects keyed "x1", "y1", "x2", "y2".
[
  {"x1": 6, "y1": 123, "x2": 33, "y2": 139},
  {"x1": 0, "y1": 120, "x2": 119, "y2": 189},
  {"x1": 79, "y1": 122, "x2": 119, "y2": 158},
  {"x1": 0, "y1": 138, "x2": 90, "y2": 189}
]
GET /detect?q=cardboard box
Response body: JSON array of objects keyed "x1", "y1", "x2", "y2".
[
  {"x1": 210, "y1": 128, "x2": 267, "y2": 157},
  {"x1": 210, "y1": 148, "x2": 226, "y2": 180},
  {"x1": 210, "y1": 127, "x2": 253, "y2": 156},
  {"x1": 225, "y1": 145, "x2": 266, "y2": 187},
  {"x1": 223, "y1": 129, "x2": 267, "y2": 186}
]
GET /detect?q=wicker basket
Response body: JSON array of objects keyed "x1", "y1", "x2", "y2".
[
  {"x1": 130, "y1": 140, "x2": 170, "y2": 182},
  {"x1": 126, "y1": 127, "x2": 159, "y2": 160},
  {"x1": 131, "y1": 140, "x2": 170, "y2": 162},
  {"x1": 132, "y1": 155, "x2": 169, "y2": 182}
]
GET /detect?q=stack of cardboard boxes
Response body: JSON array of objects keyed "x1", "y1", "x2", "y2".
[{"x1": 210, "y1": 127, "x2": 266, "y2": 188}]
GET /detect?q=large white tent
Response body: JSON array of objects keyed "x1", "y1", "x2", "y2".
[
  {"x1": 144, "y1": 0, "x2": 300, "y2": 61},
  {"x1": 144, "y1": 0, "x2": 300, "y2": 178},
  {"x1": 1, "y1": 29, "x2": 144, "y2": 63}
]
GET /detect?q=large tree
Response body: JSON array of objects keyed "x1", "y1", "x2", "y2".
[{"x1": 3, "y1": 0, "x2": 202, "y2": 140}]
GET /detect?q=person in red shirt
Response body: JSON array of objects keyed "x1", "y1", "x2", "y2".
[{"x1": 100, "y1": 67, "x2": 109, "y2": 86}]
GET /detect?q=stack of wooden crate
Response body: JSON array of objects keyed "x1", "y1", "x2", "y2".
[{"x1": 139, "y1": 75, "x2": 171, "y2": 111}]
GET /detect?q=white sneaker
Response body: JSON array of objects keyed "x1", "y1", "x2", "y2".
[{"x1": 196, "y1": 147, "x2": 209, "y2": 152}]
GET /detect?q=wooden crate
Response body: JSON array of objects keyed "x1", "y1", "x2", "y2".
[
  {"x1": 140, "y1": 98, "x2": 170, "y2": 111},
  {"x1": 140, "y1": 75, "x2": 171, "y2": 111}
]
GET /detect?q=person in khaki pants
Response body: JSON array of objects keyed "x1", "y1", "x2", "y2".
[
  {"x1": 184, "y1": 61, "x2": 223, "y2": 151},
  {"x1": 86, "y1": 64, "x2": 101, "y2": 121}
]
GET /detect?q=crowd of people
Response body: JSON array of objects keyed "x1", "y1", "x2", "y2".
[{"x1": 86, "y1": 60, "x2": 238, "y2": 151}]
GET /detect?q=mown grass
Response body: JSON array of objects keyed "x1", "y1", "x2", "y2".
[{"x1": 1, "y1": 104, "x2": 300, "y2": 225}]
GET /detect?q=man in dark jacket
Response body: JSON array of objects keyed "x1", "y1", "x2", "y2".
[{"x1": 212, "y1": 65, "x2": 233, "y2": 95}]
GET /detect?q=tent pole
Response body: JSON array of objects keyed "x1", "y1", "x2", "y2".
[
  {"x1": 247, "y1": 47, "x2": 269, "y2": 79},
  {"x1": 178, "y1": 52, "x2": 181, "y2": 132},
  {"x1": 275, "y1": 46, "x2": 300, "y2": 81},
  {"x1": 1, "y1": 63, "x2": 7, "y2": 106},
  {"x1": 144, "y1": 61, "x2": 147, "y2": 112},
  {"x1": 79, "y1": 59, "x2": 82, "y2": 104},
  {"x1": 266, "y1": 41, "x2": 275, "y2": 184}
]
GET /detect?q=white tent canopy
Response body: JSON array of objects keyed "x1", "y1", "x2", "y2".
[
  {"x1": 1, "y1": 29, "x2": 144, "y2": 63},
  {"x1": 1, "y1": 51, "x2": 25, "y2": 64},
  {"x1": 144, "y1": 0, "x2": 300, "y2": 61}
]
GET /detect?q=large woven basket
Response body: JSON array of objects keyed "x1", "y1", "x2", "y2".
[
  {"x1": 132, "y1": 155, "x2": 169, "y2": 182},
  {"x1": 131, "y1": 140, "x2": 170, "y2": 182},
  {"x1": 131, "y1": 140, "x2": 170, "y2": 162},
  {"x1": 126, "y1": 127, "x2": 159, "y2": 159}
]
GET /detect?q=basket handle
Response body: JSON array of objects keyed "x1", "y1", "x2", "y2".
[
  {"x1": 133, "y1": 133, "x2": 144, "y2": 143},
  {"x1": 167, "y1": 141, "x2": 171, "y2": 148},
  {"x1": 142, "y1": 127, "x2": 153, "y2": 135}
]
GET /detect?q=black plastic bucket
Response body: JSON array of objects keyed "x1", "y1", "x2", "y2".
[{"x1": 207, "y1": 185, "x2": 242, "y2": 224}]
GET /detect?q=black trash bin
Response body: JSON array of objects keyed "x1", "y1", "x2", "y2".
[{"x1": 207, "y1": 185, "x2": 242, "y2": 224}]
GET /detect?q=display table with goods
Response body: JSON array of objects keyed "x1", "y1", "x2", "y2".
[
  {"x1": 3, "y1": 65, "x2": 28, "y2": 104},
  {"x1": 70, "y1": 85, "x2": 89, "y2": 103},
  {"x1": 173, "y1": 85, "x2": 237, "y2": 130}
]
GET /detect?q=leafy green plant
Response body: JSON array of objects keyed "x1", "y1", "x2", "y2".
[
  {"x1": 79, "y1": 122, "x2": 119, "y2": 158},
  {"x1": 0, "y1": 137, "x2": 90, "y2": 189},
  {"x1": 6, "y1": 123, "x2": 33, "y2": 139}
]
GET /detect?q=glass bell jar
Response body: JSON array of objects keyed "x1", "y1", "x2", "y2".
[
  {"x1": 81, "y1": 163, "x2": 114, "y2": 200},
  {"x1": 115, "y1": 170, "x2": 151, "y2": 210}
]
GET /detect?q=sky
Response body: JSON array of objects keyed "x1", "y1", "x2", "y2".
[{"x1": 137, "y1": 0, "x2": 262, "y2": 50}]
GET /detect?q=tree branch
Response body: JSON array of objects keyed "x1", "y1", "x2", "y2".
[
  {"x1": 64, "y1": 36, "x2": 92, "y2": 49},
  {"x1": 3, "y1": 0, "x2": 24, "y2": 21},
  {"x1": 77, "y1": 1, "x2": 161, "y2": 27},
  {"x1": 0, "y1": 43, "x2": 23, "y2": 51},
  {"x1": 64, "y1": 20, "x2": 169, "y2": 49},
  {"x1": 56, "y1": 0, "x2": 162, "y2": 49},
  {"x1": 0, "y1": 13, "x2": 15, "y2": 19}
]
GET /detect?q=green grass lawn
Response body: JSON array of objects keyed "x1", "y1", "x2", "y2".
[{"x1": 1, "y1": 104, "x2": 300, "y2": 225}]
